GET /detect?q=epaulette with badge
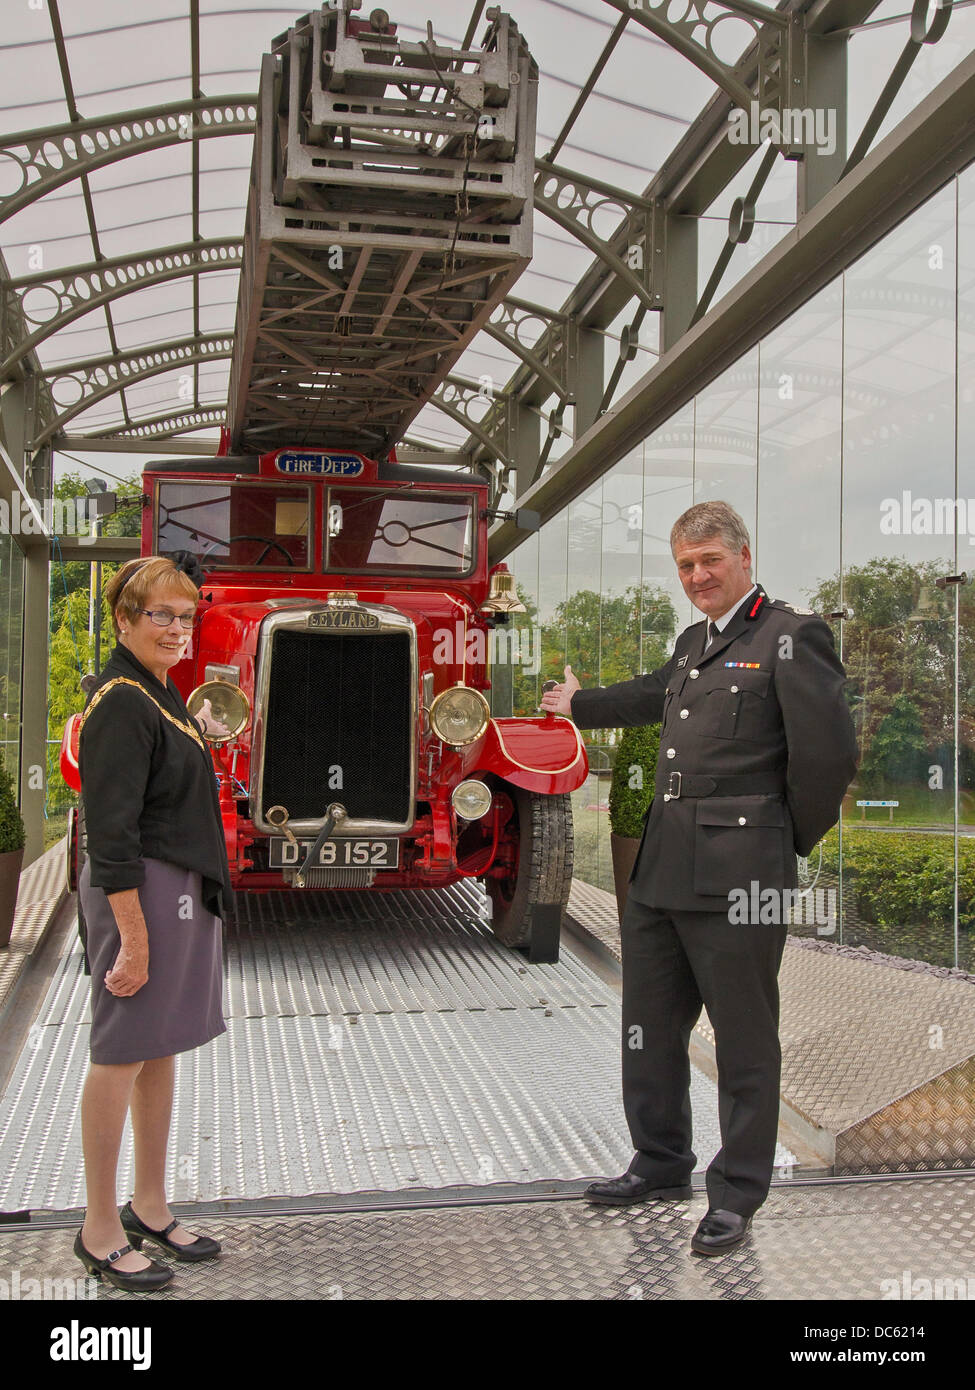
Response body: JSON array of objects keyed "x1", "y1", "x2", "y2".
[{"x1": 771, "y1": 599, "x2": 816, "y2": 617}]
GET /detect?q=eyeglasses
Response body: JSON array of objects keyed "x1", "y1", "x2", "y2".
[{"x1": 139, "y1": 609, "x2": 196, "y2": 630}]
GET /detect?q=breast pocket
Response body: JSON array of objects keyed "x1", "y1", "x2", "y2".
[
  {"x1": 698, "y1": 668, "x2": 771, "y2": 740},
  {"x1": 693, "y1": 794, "x2": 785, "y2": 896}
]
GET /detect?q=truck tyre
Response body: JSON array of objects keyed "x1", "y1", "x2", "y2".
[{"x1": 487, "y1": 783, "x2": 573, "y2": 958}]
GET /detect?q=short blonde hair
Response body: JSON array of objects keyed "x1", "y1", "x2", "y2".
[{"x1": 104, "y1": 556, "x2": 199, "y2": 638}]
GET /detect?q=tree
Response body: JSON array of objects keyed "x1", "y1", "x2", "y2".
[
  {"x1": 807, "y1": 557, "x2": 957, "y2": 778},
  {"x1": 47, "y1": 470, "x2": 143, "y2": 813},
  {"x1": 542, "y1": 583, "x2": 677, "y2": 689}
]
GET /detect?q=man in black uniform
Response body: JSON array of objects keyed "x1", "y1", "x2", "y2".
[{"x1": 542, "y1": 501, "x2": 858, "y2": 1253}]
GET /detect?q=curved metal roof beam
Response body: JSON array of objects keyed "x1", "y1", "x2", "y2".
[
  {"x1": 0, "y1": 97, "x2": 257, "y2": 225},
  {"x1": 2, "y1": 240, "x2": 243, "y2": 375},
  {"x1": 31, "y1": 333, "x2": 233, "y2": 451}
]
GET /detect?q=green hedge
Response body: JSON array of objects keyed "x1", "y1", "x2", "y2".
[
  {"x1": 608, "y1": 723, "x2": 660, "y2": 838},
  {"x1": 821, "y1": 825, "x2": 975, "y2": 931}
]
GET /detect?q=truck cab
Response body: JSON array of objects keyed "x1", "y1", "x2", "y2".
[{"x1": 64, "y1": 446, "x2": 587, "y2": 962}]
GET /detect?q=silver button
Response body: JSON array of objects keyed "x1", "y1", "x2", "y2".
[
  {"x1": 680, "y1": 709, "x2": 689, "y2": 719},
  {"x1": 689, "y1": 669, "x2": 699, "y2": 679},
  {"x1": 730, "y1": 684, "x2": 739, "y2": 693},
  {"x1": 666, "y1": 748, "x2": 676, "y2": 758},
  {"x1": 663, "y1": 793, "x2": 671, "y2": 802},
  {"x1": 738, "y1": 816, "x2": 747, "y2": 825}
]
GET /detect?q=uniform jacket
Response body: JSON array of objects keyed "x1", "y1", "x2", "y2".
[{"x1": 570, "y1": 585, "x2": 859, "y2": 912}]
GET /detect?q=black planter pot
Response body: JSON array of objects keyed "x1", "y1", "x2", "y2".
[
  {"x1": 610, "y1": 832, "x2": 641, "y2": 926},
  {"x1": 0, "y1": 846, "x2": 24, "y2": 949}
]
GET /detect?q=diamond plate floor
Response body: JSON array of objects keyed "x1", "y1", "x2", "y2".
[
  {"x1": 2, "y1": 1176, "x2": 972, "y2": 1301},
  {"x1": 0, "y1": 882, "x2": 738, "y2": 1212}
]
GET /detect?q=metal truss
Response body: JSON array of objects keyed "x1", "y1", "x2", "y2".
[
  {"x1": 0, "y1": 97, "x2": 258, "y2": 225},
  {"x1": 533, "y1": 160, "x2": 661, "y2": 312},
  {"x1": 0, "y1": 0, "x2": 960, "y2": 471},
  {"x1": 1, "y1": 241, "x2": 243, "y2": 377},
  {"x1": 225, "y1": 7, "x2": 538, "y2": 456},
  {"x1": 86, "y1": 406, "x2": 228, "y2": 443},
  {"x1": 31, "y1": 333, "x2": 234, "y2": 450},
  {"x1": 431, "y1": 376, "x2": 515, "y2": 474},
  {"x1": 602, "y1": 0, "x2": 802, "y2": 119},
  {"x1": 468, "y1": 0, "x2": 959, "y2": 487}
]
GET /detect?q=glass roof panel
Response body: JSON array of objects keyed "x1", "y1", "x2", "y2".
[{"x1": 1, "y1": 0, "x2": 961, "y2": 472}]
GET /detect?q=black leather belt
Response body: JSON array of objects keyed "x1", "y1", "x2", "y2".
[{"x1": 664, "y1": 770, "x2": 786, "y2": 800}]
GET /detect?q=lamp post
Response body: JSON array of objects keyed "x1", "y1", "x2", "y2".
[{"x1": 84, "y1": 479, "x2": 108, "y2": 676}]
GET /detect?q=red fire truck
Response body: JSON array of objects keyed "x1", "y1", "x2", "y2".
[{"x1": 61, "y1": 445, "x2": 587, "y2": 961}]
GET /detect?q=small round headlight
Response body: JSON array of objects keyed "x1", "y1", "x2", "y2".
[
  {"x1": 452, "y1": 780, "x2": 493, "y2": 821},
  {"x1": 429, "y1": 686, "x2": 490, "y2": 746},
  {"x1": 187, "y1": 679, "x2": 250, "y2": 744}
]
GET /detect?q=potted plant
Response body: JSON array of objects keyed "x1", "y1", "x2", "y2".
[
  {"x1": 0, "y1": 753, "x2": 25, "y2": 948},
  {"x1": 608, "y1": 721, "x2": 660, "y2": 924}
]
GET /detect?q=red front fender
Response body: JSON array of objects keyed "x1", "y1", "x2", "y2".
[
  {"x1": 60, "y1": 712, "x2": 82, "y2": 794},
  {"x1": 479, "y1": 716, "x2": 588, "y2": 795}
]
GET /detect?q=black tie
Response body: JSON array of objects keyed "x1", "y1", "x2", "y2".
[{"x1": 706, "y1": 620, "x2": 717, "y2": 650}]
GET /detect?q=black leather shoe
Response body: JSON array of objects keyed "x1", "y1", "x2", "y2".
[
  {"x1": 585, "y1": 1173, "x2": 694, "y2": 1205},
  {"x1": 74, "y1": 1230, "x2": 173, "y2": 1291},
  {"x1": 690, "y1": 1208, "x2": 752, "y2": 1255},
  {"x1": 120, "y1": 1201, "x2": 221, "y2": 1262}
]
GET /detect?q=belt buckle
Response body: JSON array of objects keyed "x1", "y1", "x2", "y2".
[{"x1": 667, "y1": 770, "x2": 681, "y2": 799}]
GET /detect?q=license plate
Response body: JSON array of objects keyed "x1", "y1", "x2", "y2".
[{"x1": 268, "y1": 836, "x2": 400, "y2": 869}]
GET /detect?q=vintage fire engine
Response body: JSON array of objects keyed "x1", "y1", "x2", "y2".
[
  {"x1": 61, "y1": 446, "x2": 587, "y2": 960},
  {"x1": 61, "y1": 5, "x2": 588, "y2": 960}
]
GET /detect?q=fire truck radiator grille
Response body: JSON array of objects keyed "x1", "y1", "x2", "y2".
[{"x1": 262, "y1": 630, "x2": 412, "y2": 822}]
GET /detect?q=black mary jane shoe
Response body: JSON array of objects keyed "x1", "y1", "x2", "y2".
[
  {"x1": 120, "y1": 1200, "x2": 221, "y2": 1262},
  {"x1": 74, "y1": 1231, "x2": 173, "y2": 1291}
]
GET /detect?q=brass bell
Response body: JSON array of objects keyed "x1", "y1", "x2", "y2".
[{"x1": 481, "y1": 562, "x2": 527, "y2": 615}]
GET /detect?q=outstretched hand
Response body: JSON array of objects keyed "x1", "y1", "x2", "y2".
[
  {"x1": 540, "y1": 665, "x2": 580, "y2": 717},
  {"x1": 197, "y1": 698, "x2": 231, "y2": 740}
]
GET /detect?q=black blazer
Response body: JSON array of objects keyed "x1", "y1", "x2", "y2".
[
  {"x1": 78, "y1": 642, "x2": 233, "y2": 918},
  {"x1": 570, "y1": 586, "x2": 859, "y2": 912}
]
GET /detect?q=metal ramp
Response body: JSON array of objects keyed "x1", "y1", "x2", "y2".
[
  {"x1": 226, "y1": 4, "x2": 537, "y2": 457},
  {"x1": 0, "y1": 882, "x2": 727, "y2": 1213}
]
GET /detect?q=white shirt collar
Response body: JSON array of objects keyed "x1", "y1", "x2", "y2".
[{"x1": 709, "y1": 583, "x2": 759, "y2": 635}]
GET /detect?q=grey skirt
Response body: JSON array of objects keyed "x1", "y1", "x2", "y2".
[{"x1": 79, "y1": 856, "x2": 226, "y2": 1065}]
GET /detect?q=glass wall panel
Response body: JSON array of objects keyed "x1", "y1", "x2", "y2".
[
  {"x1": 509, "y1": 529, "x2": 540, "y2": 719},
  {"x1": 840, "y1": 182, "x2": 957, "y2": 965},
  {"x1": 597, "y1": 448, "x2": 645, "y2": 893},
  {"x1": 0, "y1": 533, "x2": 23, "y2": 790},
  {"x1": 756, "y1": 282, "x2": 845, "y2": 941},
  {"x1": 756, "y1": 281, "x2": 843, "y2": 605},
  {"x1": 642, "y1": 409, "x2": 695, "y2": 658},
  {"x1": 566, "y1": 482, "x2": 604, "y2": 891},
  {"x1": 956, "y1": 165, "x2": 975, "y2": 971},
  {"x1": 694, "y1": 347, "x2": 759, "y2": 539},
  {"x1": 537, "y1": 503, "x2": 568, "y2": 687}
]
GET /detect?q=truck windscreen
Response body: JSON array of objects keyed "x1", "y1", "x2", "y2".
[
  {"x1": 324, "y1": 488, "x2": 475, "y2": 576},
  {"x1": 155, "y1": 481, "x2": 311, "y2": 569}
]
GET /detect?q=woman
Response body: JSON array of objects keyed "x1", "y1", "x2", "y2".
[{"x1": 74, "y1": 552, "x2": 233, "y2": 1292}]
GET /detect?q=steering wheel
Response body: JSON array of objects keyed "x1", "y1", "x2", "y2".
[{"x1": 200, "y1": 534, "x2": 296, "y2": 566}]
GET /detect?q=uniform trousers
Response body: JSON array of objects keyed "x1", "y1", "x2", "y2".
[{"x1": 620, "y1": 895, "x2": 787, "y2": 1218}]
